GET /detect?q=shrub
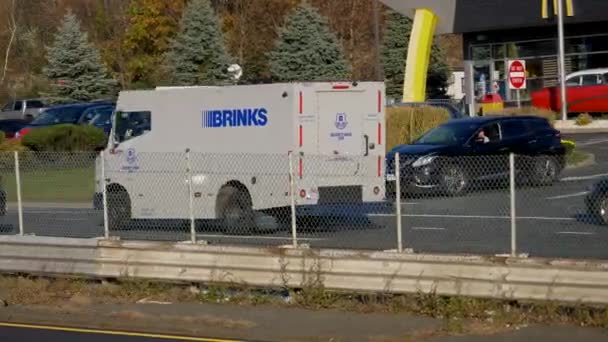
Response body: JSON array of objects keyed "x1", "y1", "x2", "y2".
[
  {"x1": 561, "y1": 139, "x2": 576, "y2": 155},
  {"x1": 21, "y1": 124, "x2": 106, "y2": 152},
  {"x1": 575, "y1": 113, "x2": 593, "y2": 126},
  {"x1": 487, "y1": 106, "x2": 558, "y2": 124},
  {"x1": 386, "y1": 105, "x2": 451, "y2": 151}
]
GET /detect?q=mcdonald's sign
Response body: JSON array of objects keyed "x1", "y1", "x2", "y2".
[{"x1": 542, "y1": 0, "x2": 575, "y2": 19}]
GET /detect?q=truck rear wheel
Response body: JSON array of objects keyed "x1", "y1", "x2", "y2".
[
  {"x1": 216, "y1": 185, "x2": 255, "y2": 235},
  {"x1": 107, "y1": 188, "x2": 131, "y2": 230}
]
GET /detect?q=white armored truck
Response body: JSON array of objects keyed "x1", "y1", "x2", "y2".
[{"x1": 94, "y1": 82, "x2": 386, "y2": 232}]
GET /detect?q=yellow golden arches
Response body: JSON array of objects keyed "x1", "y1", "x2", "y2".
[
  {"x1": 402, "y1": 8, "x2": 438, "y2": 102},
  {"x1": 542, "y1": 0, "x2": 575, "y2": 19}
]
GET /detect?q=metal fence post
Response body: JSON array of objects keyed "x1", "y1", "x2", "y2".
[
  {"x1": 509, "y1": 153, "x2": 516, "y2": 257},
  {"x1": 289, "y1": 152, "x2": 298, "y2": 248},
  {"x1": 101, "y1": 151, "x2": 109, "y2": 239},
  {"x1": 186, "y1": 149, "x2": 196, "y2": 244},
  {"x1": 14, "y1": 151, "x2": 23, "y2": 236},
  {"x1": 395, "y1": 152, "x2": 403, "y2": 253}
]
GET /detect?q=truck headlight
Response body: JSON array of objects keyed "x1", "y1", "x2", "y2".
[{"x1": 412, "y1": 155, "x2": 437, "y2": 168}]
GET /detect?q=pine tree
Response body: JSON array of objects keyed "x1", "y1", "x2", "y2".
[
  {"x1": 44, "y1": 12, "x2": 117, "y2": 103},
  {"x1": 167, "y1": 0, "x2": 232, "y2": 85},
  {"x1": 381, "y1": 10, "x2": 450, "y2": 101},
  {"x1": 269, "y1": 2, "x2": 350, "y2": 82}
]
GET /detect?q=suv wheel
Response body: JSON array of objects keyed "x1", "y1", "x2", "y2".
[
  {"x1": 533, "y1": 156, "x2": 559, "y2": 186},
  {"x1": 598, "y1": 197, "x2": 608, "y2": 225},
  {"x1": 442, "y1": 164, "x2": 468, "y2": 196}
]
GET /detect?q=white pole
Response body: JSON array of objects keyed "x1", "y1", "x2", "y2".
[
  {"x1": 516, "y1": 89, "x2": 521, "y2": 109},
  {"x1": 395, "y1": 152, "x2": 403, "y2": 253},
  {"x1": 186, "y1": 149, "x2": 196, "y2": 244},
  {"x1": 14, "y1": 151, "x2": 23, "y2": 236},
  {"x1": 289, "y1": 152, "x2": 298, "y2": 248},
  {"x1": 557, "y1": 0, "x2": 568, "y2": 121},
  {"x1": 101, "y1": 151, "x2": 109, "y2": 239},
  {"x1": 509, "y1": 153, "x2": 516, "y2": 257}
]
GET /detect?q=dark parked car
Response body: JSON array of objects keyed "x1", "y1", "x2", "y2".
[
  {"x1": 16, "y1": 102, "x2": 115, "y2": 138},
  {"x1": 386, "y1": 116, "x2": 566, "y2": 197},
  {"x1": 0, "y1": 119, "x2": 29, "y2": 139},
  {"x1": 585, "y1": 179, "x2": 608, "y2": 224}
]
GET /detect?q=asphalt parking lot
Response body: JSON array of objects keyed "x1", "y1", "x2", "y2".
[{"x1": 2, "y1": 133, "x2": 608, "y2": 260}]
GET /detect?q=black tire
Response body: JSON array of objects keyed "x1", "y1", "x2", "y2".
[
  {"x1": 531, "y1": 155, "x2": 559, "y2": 186},
  {"x1": 216, "y1": 185, "x2": 255, "y2": 235},
  {"x1": 441, "y1": 164, "x2": 469, "y2": 196},
  {"x1": 107, "y1": 189, "x2": 131, "y2": 230}
]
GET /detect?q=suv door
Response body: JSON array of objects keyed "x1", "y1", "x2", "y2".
[
  {"x1": 499, "y1": 120, "x2": 533, "y2": 153},
  {"x1": 469, "y1": 122, "x2": 507, "y2": 178}
]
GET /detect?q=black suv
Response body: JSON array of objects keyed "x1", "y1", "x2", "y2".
[{"x1": 386, "y1": 116, "x2": 566, "y2": 197}]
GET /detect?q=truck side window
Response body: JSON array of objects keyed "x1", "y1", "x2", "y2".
[
  {"x1": 115, "y1": 111, "x2": 152, "y2": 143},
  {"x1": 13, "y1": 101, "x2": 22, "y2": 111},
  {"x1": 2, "y1": 102, "x2": 14, "y2": 111},
  {"x1": 28, "y1": 100, "x2": 45, "y2": 108}
]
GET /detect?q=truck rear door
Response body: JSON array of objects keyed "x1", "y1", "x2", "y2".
[{"x1": 317, "y1": 90, "x2": 365, "y2": 156}]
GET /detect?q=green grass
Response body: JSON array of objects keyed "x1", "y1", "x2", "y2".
[{"x1": 1, "y1": 167, "x2": 95, "y2": 203}]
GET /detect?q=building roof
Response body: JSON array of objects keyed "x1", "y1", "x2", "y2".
[{"x1": 379, "y1": 0, "x2": 608, "y2": 34}]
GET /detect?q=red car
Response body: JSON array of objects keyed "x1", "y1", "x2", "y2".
[{"x1": 531, "y1": 68, "x2": 608, "y2": 114}]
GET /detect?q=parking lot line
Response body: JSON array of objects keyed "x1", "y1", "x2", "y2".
[
  {"x1": 197, "y1": 234, "x2": 326, "y2": 241},
  {"x1": 555, "y1": 232, "x2": 595, "y2": 236},
  {"x1": 412, "y1": 227, "x2": 446, "y2": 231},
  {"x1": 546, "y1": 191, "x2": 589, "y2": 200},
  {"x1": 561, "y1": 173, "x2": 608, "y2": 182},
  {"x1": 368, "y1": 213, "x2": 577, "y2": 221}
]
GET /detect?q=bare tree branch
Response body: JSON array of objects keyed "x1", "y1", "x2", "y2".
[{"x1": 1, "y1": 0, "x2": 17, "y2": 85}]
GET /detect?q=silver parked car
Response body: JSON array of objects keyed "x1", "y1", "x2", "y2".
[{"x1": 0, "y1": 98, "x2": 47, "y2": 121}]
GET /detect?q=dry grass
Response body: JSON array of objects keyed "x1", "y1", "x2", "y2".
[
  {"x1": 3, "y1": 275, "x2": 608, "y2": 332},
  {"x1": 386, "y1": 106, "x2": 451, "y2": 152}
]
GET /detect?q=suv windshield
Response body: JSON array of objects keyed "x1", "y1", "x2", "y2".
[
  {"x1": 114, "y1": 111, "x2": 151, "y2": 143},
  {"x1": 414, "y1": 122, "x2": 479, "y2": 145},
  {"x1": 31, "y1": 107, "x2": 85, "y2": 126}
]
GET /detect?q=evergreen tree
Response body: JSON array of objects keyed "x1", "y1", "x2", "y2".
[
  {"x1": 269, "y1": 2, "x2": 350, "y2": 82},
  {"x1": 381, "y1": 10, "x2": 450, "y2": 101},
  {"x1": 44, "y1": 12, "x2": 117, "y2": 103},
  {"x1": 167, "y1": 0, "x2": 232, "y2": 85}
]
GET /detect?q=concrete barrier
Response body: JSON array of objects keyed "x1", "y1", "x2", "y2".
[{"x1": 1, "y1": 236, "x2": 608, "y2": 304}]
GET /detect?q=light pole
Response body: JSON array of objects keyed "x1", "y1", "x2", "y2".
[
  {"x1": 372, "y1": 0, "x2": 382, "y2": 81},
  {"x1": 557, "y1": 0, "x2": 568, "y2": 121}
]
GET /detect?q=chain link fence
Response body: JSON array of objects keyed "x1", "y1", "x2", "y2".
[{"x1": 2, "y1": 150, "x2": 608, "y2": 260}]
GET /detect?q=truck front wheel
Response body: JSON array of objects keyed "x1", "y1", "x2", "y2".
[
  {"x1": 216, "y1": 185, "x2": 255, "y2": 235},
  {"x1": 107, "y1": 188, "x2": 131, "y2": 230}
]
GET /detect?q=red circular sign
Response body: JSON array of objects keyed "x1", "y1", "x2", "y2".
[{"x1": 509, "y1": 61, "x2": 526, "y2": 89}]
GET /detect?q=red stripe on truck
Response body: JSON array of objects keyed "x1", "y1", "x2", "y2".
[
  {"x1": 377, "y1": 123, "x2": 382, "y2": 145},
  {"x1": 299, "y1": 92, "x2": 303, "y2": 114},
  {"x1": 377, "y1": 90, "x2": 382, "y2": 113},
  {"x1": 299, "y1": 125, "x2": 303, "y2": 147},
  {"x1": 377, "y1": 156, "x2": 382, "y2": 177},
  {"x1": 299, "y1": 158, "x2": 303, "y2": 178}
]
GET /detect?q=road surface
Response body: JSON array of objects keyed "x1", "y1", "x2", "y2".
[
  {"x1": 0, "y1": 322, "x2": 236, "y2": 342},
  {"x1": 1, "y1": 133, "x2": 608, "y2": 260}
]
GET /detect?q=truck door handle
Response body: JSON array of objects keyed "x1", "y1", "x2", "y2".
[{"x1": 364, "y1": 135, "x2": 369, "y2": 156}]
